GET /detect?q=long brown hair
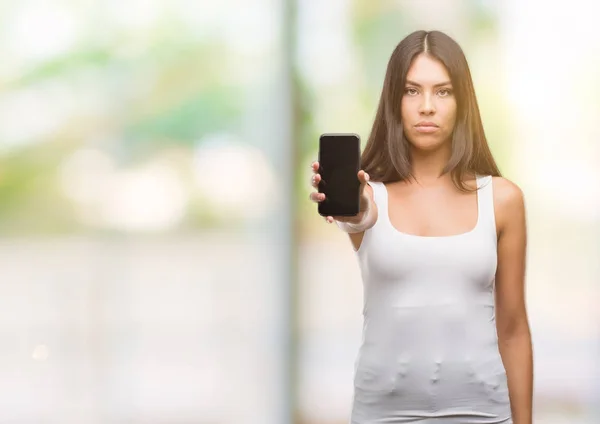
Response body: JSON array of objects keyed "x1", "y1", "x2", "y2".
[{"x1": 361, "y1": 30, "x2": 501, "y2": 191}]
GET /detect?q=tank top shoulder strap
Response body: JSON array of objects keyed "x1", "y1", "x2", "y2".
[
  {"x1": 476, "y1": 175, "x2": 497, "y2": 244},
  {"x1": 366, "y1": 181, "x2": 388, "y2": 212}
]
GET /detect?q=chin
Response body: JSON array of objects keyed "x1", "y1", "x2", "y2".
[{"x1": 408, "y1": 136, "x2": 447, "y2": 152}]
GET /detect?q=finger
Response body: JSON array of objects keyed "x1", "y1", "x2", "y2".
[
  {"x1": 309, "y1": 192, "x2": 325, "y2": 203},
  {"x1": 311, "y1": 161, "x2": 320, "y2": 173},
  {"x1": 311, "y1": 173, "x2": 321, "y2": 188},
  {"x1": 357, "y1": 170, "x2": 370, "y2": 184},
  {"x1": 358, "y1": 171, "x2": 370, "y2": 196},
  {"x1": 326, "y1": 216, "x2": 334, "y2": 223}
]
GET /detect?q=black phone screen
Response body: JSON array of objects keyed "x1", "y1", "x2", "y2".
[{"x1": 317, "y1": 134, "x2": 361, "y2": 217}]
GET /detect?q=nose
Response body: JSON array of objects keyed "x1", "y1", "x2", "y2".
[{"x1": 419, "y1": 92, "x2": 435, "y2": 115}]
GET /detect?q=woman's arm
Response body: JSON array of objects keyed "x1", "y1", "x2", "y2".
[
  {"x1": 493, "y1": 177, "x2": 534, "y2": 424},
  {"x1": 346, "y1": 183, "x2": 378, "y2": 250}
]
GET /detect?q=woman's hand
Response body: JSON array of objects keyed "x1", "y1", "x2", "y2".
[{"x1": 309, "y1": 161, "x2": 371, "y2": 224}]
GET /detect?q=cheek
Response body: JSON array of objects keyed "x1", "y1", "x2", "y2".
[
  {"x1": 400, "y1": 98, "x2": 414, "y2": 124},
  {"x1": 446, "y1": 112, "x2": 457, "y2": 129},
  {"x1": 400, "y1": 99, "x2": 408, "y2": 119},
  {"x1": 444, "y1": 101, "x2": 457, "y2": 129}
]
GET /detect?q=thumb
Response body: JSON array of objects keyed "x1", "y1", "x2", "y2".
[{"x1": 358, "y1": 170, "x2": 370, "y2": 188}]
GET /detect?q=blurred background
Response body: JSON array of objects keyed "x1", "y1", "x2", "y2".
[{"x1": 0, "y1": 0, "x2": 598, "y2": 423}]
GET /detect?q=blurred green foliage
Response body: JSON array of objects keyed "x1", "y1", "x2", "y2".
[{"x1": 0, "y1": 1, "x2": 515, "y2": 235}]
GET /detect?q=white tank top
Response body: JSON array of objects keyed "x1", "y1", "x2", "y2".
[{"x1": 350, "y1": 175, "x2": 512, "y2": 424}]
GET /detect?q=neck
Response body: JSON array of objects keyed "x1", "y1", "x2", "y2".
[{"x1": 408, "y1": 143, "x2": 452, "y2": 186}]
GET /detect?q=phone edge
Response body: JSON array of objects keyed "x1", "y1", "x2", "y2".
[{"x1": 317, "y1": 133, "x2": 362, "y2": 217}]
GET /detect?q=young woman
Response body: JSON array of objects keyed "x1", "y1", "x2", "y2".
[{"x1": 309, "y1": 30, "x2": 533, "y2": 424}]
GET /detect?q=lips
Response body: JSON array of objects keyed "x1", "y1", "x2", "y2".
[
  {"x1": 415, "y1": 121, "x2": 438, "y2": 127},
  {"x1": 414, "y1": 122, "x2": 439, "y2": 133}
]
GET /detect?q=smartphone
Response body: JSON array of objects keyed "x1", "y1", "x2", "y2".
[{"x1": 317, "y1": 133, "x2": 361, "y2": 217}]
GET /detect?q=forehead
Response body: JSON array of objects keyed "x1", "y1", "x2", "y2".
[{"x1": 406, "y1": 54, "x2": 451, "y2": 85}]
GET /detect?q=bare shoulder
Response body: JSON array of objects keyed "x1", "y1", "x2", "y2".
[
  {"x1": 491, "y1": 176, "x2": 526, "y2": 234},
  {"x1": 492, "y1": 176, "x2": 524, "y2": 205}
]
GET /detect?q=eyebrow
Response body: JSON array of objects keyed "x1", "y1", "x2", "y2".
[{"x1": 405, "y1": 80, "x2": 452, "y2": 88}]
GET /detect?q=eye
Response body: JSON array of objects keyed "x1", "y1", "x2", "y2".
[
  {"x1": 404, "y1": 87, "x2": 418, "y2": 96},
  {"x1": 438, "y1": 88, "x2": 453, "y2": 97}
]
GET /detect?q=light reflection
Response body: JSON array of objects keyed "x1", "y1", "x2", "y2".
[
  {"x1": 194, "y1": 133, "x2": 276, "y2": 220},
  {"x1": 32, "y1": 344, "x2": 49, "y2": 361}
]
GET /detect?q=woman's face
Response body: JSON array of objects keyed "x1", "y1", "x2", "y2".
[{"x1": 401, "y1": 53, "x2": 457, "y2": 152}]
